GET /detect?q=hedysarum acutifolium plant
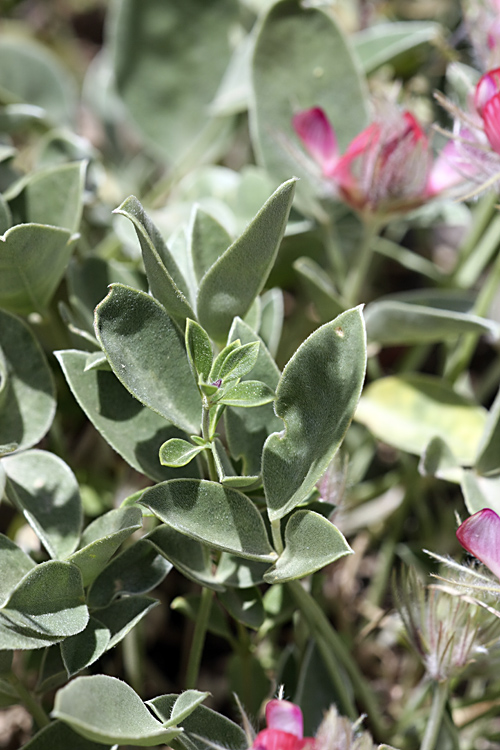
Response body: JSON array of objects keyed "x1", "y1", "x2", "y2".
[{"x1": 6, "y1": 1, "x2": 500, "y2": 748}]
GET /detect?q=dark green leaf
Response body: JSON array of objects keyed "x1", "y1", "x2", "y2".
[
  {"x1": 218, "y1": 586, "x2": 265, "y2": 629},
  {"x1": 88, "y1": 539, "x2": 172, "y2": 609},
  {"x1": 147, "y1": 525, "x2": 226, "y2": 592},
  {"x1": 148, "y1": 698, "x2": 247, "y2": 750},
  {"x1": 141, "y1": 479, "x2": 277, "y2": 561},
  {"x1": 22, "y1": 721, "x2": 112, "y2": 750},
  {"x1": 215, "y1": 553, "x2": 269, "y2": 588},
  {"x1": 1, "y1": 561, "x2": 87, "y2": 641},
  {"x1": 60, "y1": 617, "x2": 110, "y2": 677},
  {"x1": 0, "y1": 534, "x2": 35, "y2": 606},
  {"x1": 197, "y1": 179, "x2": 296, "y2": 343},
  {"x1": 218, "y1": 342, "x2": 260, "y2": 381},
  {"x1": 263, "y1": 308, "x2": 366, "y2": 520},
  {"x1": 93, "y1": 596, "x2": 159, "y2": 650},
  {"x1": 95, "y1": 284, "x2": 202, "y2": 434},
  {"x1": 68, "y1": 507, "x2": 142, "y2": 587}
]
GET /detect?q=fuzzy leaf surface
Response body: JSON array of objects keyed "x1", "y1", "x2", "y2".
[
  {"x1": 141, "y1": 480, "x2": 276, "y2": 561},
  {"x1": 197, "y1": 179, "x2": 296, "y2": 343},
  {"x1": 263, "y1": 308, "x2": 367, "y2": 521},
  {"x1": 94, "y1": 284, "x2": 202, "y2": 434},
  {"x1": 263, "y1": 510, "x2": 352, "y2": 583}
]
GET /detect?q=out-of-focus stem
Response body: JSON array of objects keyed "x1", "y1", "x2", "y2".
[
  {"x1": 185, "y1": 586, "x2": 213, "y2": 689},
  {"x1": 9, "y1": 671, "x2": 50, "y2": 729},
  {"x1": 288, "y1": 580, "x2": 386, "y2": 741},
  {"x1": 344, "y1": 221, "x2": 381, "y2": 305}
]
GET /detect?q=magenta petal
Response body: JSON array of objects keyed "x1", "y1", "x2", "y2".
[
  {"x1": 483, "y1": 94, "x2": 500, "y2": 154},
  {"x1": 456, "y1": 508, "x2": 500, "y2": 579},
  {"x1": 475, "y1": 69, "x2": 500, "y2": 116},
  {"x1": 266, "y1": 700, "x2": 304, "y2": 739},
  {"x1": 292, "y1": 108, "x2": 338, "y2": 175},
  {"x1": 426, "y1": 142, "x2": 468, "y2": 194}
]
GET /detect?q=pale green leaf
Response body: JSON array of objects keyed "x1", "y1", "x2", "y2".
[
  {"x1": 53, "y1": 675, "x2": 179, "y2": 746},
  {"x1": 356, "y1": 374, "x2": 487, "y2": 465}
]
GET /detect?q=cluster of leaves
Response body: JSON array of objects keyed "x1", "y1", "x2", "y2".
[{"x1": 3, "y1": 0, "x2": 500, "y2": 749}]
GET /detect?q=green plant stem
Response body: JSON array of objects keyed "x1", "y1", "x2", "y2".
[
  {"x1": 271, "y1": 519, "x2": 284, "y2": 555},
  {"x1": 9, "y1": 671, "x2": 50, "y2": 729},
  {"x1": 288, "y1": 580, "x2": 386, "y2": 741},
  {"x1": 321, "y1": 219, "x2": 346, "y2": 286},
  {"x1": 445, "y1": 241, "x2": 500, "y2": 382},
  {"x1": 201, "y1": 404, "x2": 218, "y2": 481},
  {"x1": 344, "y1": 220, "x2": 381, "y2": 305},
  {"x1": 420, "y1": 681, "x2": 449, "y2": 750},
  {"x1": 185, "y1": 586, "x2": 213, "y2": 689},
  {"x1": 453, "y1": 191, "x2": 497, "y2": 277}
]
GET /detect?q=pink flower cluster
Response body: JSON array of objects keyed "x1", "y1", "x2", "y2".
[
  {"x1": 292, "y1": 105, "x2": 455, "y2": 216},
  {"x1": 292, "y1": 65, "x2": 500, "y2": 214}
]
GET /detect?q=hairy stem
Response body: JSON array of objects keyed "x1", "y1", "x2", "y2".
[{"x1": 420, "y1": 680, "x2": 449, "y2": 750}]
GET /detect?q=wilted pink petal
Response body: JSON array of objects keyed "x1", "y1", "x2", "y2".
[
  {"x1": 292, "y1": 108, "x2": 339, "y2": 175},
  {"x1": 456, "y1": 508, "x2": 500, "y2": 579},
  {"x1": 266, "y1": 699, "x2": 303, "y2": 738},
  {"x1": 482, "y1": 93, "x2": 500, "y2": 154}
]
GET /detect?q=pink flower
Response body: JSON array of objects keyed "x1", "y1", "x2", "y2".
[
  {"x1": 456, "y1": 508, "x2": 500, "y2": 579},
  {"x1": 292, "y1": 106, "x2": 455, "y2": 216},
  {"x1": 250, "y1": 700, "x2": 314, "y2": 750},
  {"x1": 475, "y1": 68, "x2": 500, "y2": 154}
]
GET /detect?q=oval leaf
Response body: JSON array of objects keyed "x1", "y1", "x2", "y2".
[
  {"x1": 355, "y1": 374, "x2": 487, "y2": 465},
  {"x1": 220, "y1": 380, "x2": 275, "y2": 408},
  {"x1": 60, "y1": 617, "x2": 110, "y2": 677},
  {"x1": 0, "y1": 534, "x2": 36, "y2": 607},
  {"x1": 0, "y1": 309, "x2": 55, "y2": 450},
  {"x1": 3, "y1": 450, "x2": 82, "y2": 559},
  {"x1": 141, "y1": 479, "x2": 277, "y2": 561},
  {"x1": 197, "y1": 179, "x2": 296, "y2": 344},
  {"x1": 56, "y1": 349, "x2": 195, "y2": 482},
  {"x1": 185, "y1": 319, "x2": 213, "y2": 381},
  {"x1": 94, "y1": 284, "x2": 202, "y2": 434},
  {"x1": 263, "y1": 308, "x2": 367, "y2": 521},
  {"x1": 159, "y1": 438, "x2": 206, "y2": 468},
  {"x1": 0, "y1": 224, "x2": 75, "y2": 315},
  {"x1": 53, "y1": 675, "x2": 179, "y2": 746},
  {"x1": 1, "y1": 561, "x2": 87, "y2": 638},
  {"x1": 263, "y1": 510, "x2": 352, "y2": 583}
]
